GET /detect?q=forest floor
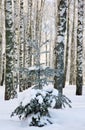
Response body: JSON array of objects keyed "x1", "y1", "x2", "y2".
[{"x1": 0, "y1": 85, "x2": 85, "y2": 130}]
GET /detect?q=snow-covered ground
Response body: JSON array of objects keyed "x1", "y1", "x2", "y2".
[{"x1": 0, "y1": 85, "x2": 85, "y2": 130}]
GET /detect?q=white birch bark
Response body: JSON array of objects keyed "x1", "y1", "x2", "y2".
[
  {"x1": 12, "y1": 0, "x2": 20, "y2": 94},
  {"x1": 54, "y1": 0, "x2": 67, "y2": 95},
  {"x1": 19, "y1": 0, "x2": 25, "y2": 91},
  {"x1": 5, "y1": 0, "x2": 15, "y2": 100}
]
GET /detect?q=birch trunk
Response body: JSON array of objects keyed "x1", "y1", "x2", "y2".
[
  {"x1": 69, "y1": 0, "x2": 76, "y2": 85},
  {"x1": 76, "y1": 0, "x2": 84, "y2": 95},
  {"x1": 5, "y1": 0, "x2": 15, "y2": 100},
  {"x1": 63, "y1": 0, "x2": 70, "y2": 86},
  {"x1": 19, "y1": 0, "x2": 25, "y2": 91},
  {"x1": 54, "y1": 0, "x2": 67, "y2": 96},
  {"x1": 24, "y1": 0, "x2": 32, "y2": 88},
  {"x1": 12, "y1": 0, "x2": 20, "y2": 95}
]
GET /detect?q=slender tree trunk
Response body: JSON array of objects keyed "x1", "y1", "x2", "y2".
[
  {"x1": 1, "y1": 54, "x2": 5, "y2": 86},
  {"x1": 24, "y1": 0, "x2": 32, "y2": 89},
  {"x1": 5, "y1": 0, "x2": 15, "y2": 100},
  {"x1": 63, "y1": 0, "x2": 70, "y2": 87},
  {"x1": 54, "y1": 0, "x2": 67, "y2": 96},
  {"x1": 0, "y1": 1, "x2": 2, "y2": 86},
  {"x1": 34, "y1": 0, "x2": 40, "y2": 65},
  {"x1": 69, "y1": 0, "x2": 76, "y2": 85},
  {"x1": 49, "y1": 27, "x2": 52, "y2": 67},
  {"x1": 45, "y1": 32, "x2": 48, "y2": 66},
  {"x1": 1, "y1": 71, "x2": 4, "y2": 86},
  {"x1": 26, "y1": 0, "x2": 32, "y2": 67},
  {"x1": 76, "y1": 0, "x2": 84, "y2": 95},
  {"x1": 1, "y1": 0, "x2": 5, "y2": 86},
  {"x1": 12, "y1": 0, "x2": 20, "y2": 96},
  {"x1": 19, "y1": 0, "x2": 25, "y2": 92},
  {"x1": 0, "y1": 33, "x2": 2, "y2": 85},
  {"x1": 54, "y1": 0, "x2": 58, "y2": 88}
]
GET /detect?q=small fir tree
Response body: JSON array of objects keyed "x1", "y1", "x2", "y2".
[{"x1": 11, "y1": 40, "x2": 71, "y2": 127}]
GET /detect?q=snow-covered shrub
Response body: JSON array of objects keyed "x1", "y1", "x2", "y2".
[{"x1": 11, "y1": 86, "x2": 71, "y2": 127}]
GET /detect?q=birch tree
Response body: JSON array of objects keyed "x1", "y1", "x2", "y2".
[
  {"x1": 19, "y1": 0, "x2": 25, "y2": 91},
  {"x1": 24, "y1": 0, "x2": 32, "y2": 88},
  {"x1": 54, "y1": 0, "x2": 67, "y2": 97},
  {"x1": 12, "y1": 0, "x2": 20, "y2": 95},
  {"x1": 63, "y1": 0, "x2": 70, "y2": 86},
  {"x1": 25, "y1": 0, "x2": 32, "y2": 67},
  {"x1": 5, "y1": 0, "x2": 16, "y2": 100},
  {"x1": 76, "y1": 0, "x2": 84, "y2": 95},
  {"x1": 69, "y1": 0, "x2": 76, "y2": 85}
]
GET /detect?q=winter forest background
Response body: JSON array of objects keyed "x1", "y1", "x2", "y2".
[{"x1": 0, "y1": 0, "x2": 85, "y2": 129}]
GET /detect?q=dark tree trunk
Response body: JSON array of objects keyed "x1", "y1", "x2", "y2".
[
  {"x1": 76, "y1": 0, "x2": 84, "y2": 95},
  {"x1": 54, "y1": 0, "x2": 67, "y2": 103}
]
